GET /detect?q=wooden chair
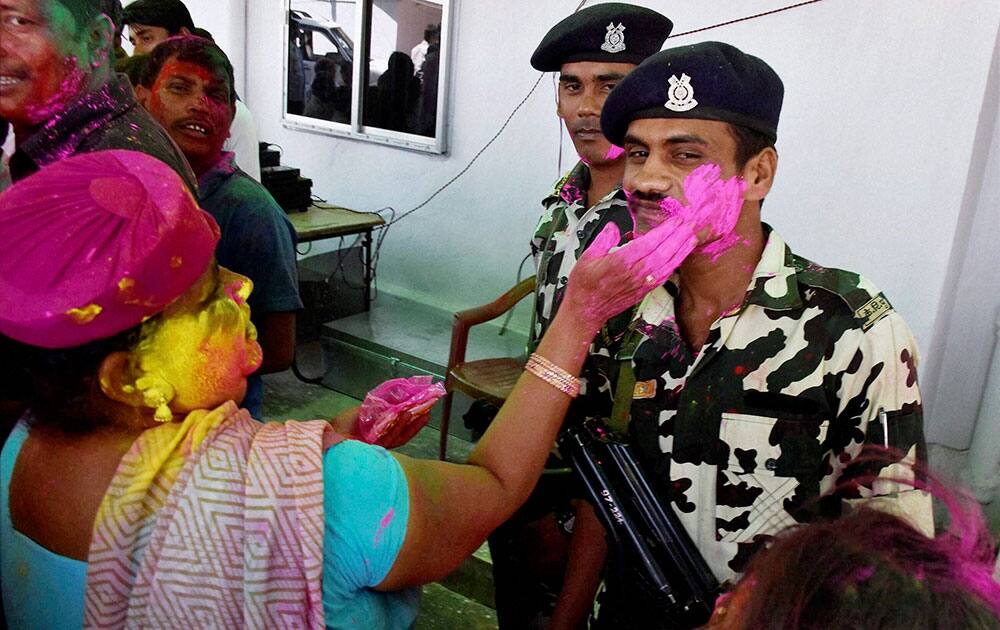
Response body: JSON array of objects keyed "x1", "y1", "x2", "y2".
[{"x1": 439, "y1": 277, "x2": 537, "y2": 460}]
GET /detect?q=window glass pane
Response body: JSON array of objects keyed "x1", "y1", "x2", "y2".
[
  {"x1": 288, "y1": 1, "x2": 355, "y2": 124},
  {"x1": 362, "y1": 0, "x2": 442, "y2": 137}
]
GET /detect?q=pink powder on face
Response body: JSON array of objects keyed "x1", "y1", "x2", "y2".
[
  {"x1": 700, "y1": 233, "x2": 743, "y2": 261},
  {"x1": 605, "y1": 144, "x2": 625, "y2": 160},
  {"x1": 373, "y1": 507, "x2": 395, "y2": 546},
  {"x1": 25, "y1": 57, "x2": 88, "y2": 125}
]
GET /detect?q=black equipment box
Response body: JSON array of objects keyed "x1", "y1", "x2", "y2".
[{"x1": 259, "y1": 142, "x2": 281, "y2": 168}]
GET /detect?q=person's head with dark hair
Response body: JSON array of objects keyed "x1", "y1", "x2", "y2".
[
  {"x1": 135, "y1": 35, "x2": 236, "y2": 176},
  {"x1": 0, "y1": 0, "x2": 121, "y2": 135},
  {"x1": 423, "y1": 23, "x2": 439, "y2": 45},
  {"x1": 385, "y1": 51, "x2": 415, "y2": 80},
  {"x1": 707, "y1": 473, "x2": 1000, "y2": 630},
  {"x1": 57, "y1": 0, "x2": 122, "y2": 36},
  {"x1": 121, "y1": 0, "x2": 193, "y2": 54},
  {"x1": 189, "y1": 25, "x2": 213, "y2": 41}
]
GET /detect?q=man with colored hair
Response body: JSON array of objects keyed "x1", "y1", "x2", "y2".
[
  {"x1": 482, "y1": 5, "x2": 673, "y2": 628},
  {"x1": 587, "y1": 41, "x2": 931, "y2": 627},
  {"x1": 136, "y1": 36, "x2": 301, "y2": 419},
  {"x1": 121, "y1": 0, "x2": 261, "y2": 180},
  {"x1": 0, "y1": 0, "x2": 194, "y2": 188}
]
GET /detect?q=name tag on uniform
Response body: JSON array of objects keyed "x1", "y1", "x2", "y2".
[{"x1": 633, "y1": 379, "x2": 657, "y2": 399}]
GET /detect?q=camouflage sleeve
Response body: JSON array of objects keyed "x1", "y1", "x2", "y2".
[
  {"x1": 823, "y1": 312, "x2": 934, "y2": 534},
  {"x1": 532, "y1": 205, "x2": 558, "y2": 268}
]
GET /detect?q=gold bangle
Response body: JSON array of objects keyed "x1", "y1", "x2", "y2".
[{"x1": 525, "y1": 353, "x2": 580, "y2": 398}]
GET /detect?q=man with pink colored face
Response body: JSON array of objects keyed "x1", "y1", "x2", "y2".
[
  {"x1": 479, "y1": 5, "x2": 673, "y2": 630},
  {"x1": 586, "y1": 42, "x2": 931, "y2": 627},
  {"x1": 0, "y1": 0, "x2": 195, "y2": 189}
]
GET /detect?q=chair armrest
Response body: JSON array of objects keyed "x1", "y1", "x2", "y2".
[{"x1": 446, "y1": 276, "x2": 536, "y2": 372}]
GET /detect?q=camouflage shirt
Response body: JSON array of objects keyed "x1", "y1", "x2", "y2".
[
  {"x1": 621, "y1": 227, "x2": 931, "y2": 582},
  {"x1": 529, "y1": 161, "x2": 632, "y2": 348}
]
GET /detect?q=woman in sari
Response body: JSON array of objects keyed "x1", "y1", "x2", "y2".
[{"x1": 0, "y1": 150, "x2": 711, "y2": 628}]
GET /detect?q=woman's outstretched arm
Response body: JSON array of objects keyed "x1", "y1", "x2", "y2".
[{"x1": 377, "y1": 217, "x2": 699, "y2": 590}]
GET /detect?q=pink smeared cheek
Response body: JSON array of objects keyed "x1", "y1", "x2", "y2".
[
  {"x1": 24, "y1": 56, "x2": 87, "y2": 124},
  {"x1": 699, "y1": 233, "x2": 746, "y2": 262},
  {"x1": 604, "y1": 144, "x2": 625, "y2": 160}
]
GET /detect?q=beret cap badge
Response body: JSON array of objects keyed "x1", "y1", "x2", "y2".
[
  {"x1": 665, "y1": 73, "x2": 698, "y2": 112},
  {"x1": 601, "y1": 22, "x2": 626, "y2": 53}
]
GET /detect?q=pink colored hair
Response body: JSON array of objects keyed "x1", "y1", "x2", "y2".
[{"x1": 727, "y1": 456, "x2": 1000, "y2": 629}]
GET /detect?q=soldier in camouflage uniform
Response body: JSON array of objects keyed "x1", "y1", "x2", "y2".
[
  {"x1": 528, "y1": 4, "x2": 672, "y2": 347},
  {"x1": 591, "y1": 42, "x2": 932, "y2": 625},
  {"x1": 487, "y1": 6, "x2": 674, "y2": 629}
]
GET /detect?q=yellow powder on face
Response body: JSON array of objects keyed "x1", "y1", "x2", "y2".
[
  {"x1": 118, "y1": 277, "x2": 136, "y2": 293},
  {"x1": 65, "y1": 303, "x2": 103, "y2": 324}
]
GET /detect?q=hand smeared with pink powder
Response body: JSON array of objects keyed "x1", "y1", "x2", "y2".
[
  {"x1": 355, "y1": 376, "x2": 447, "y2": 448},
  {"x1": 627, "y1": 163, "x2": 746, "y2": 261},
  {"x1": 562, "y1": 165, "x2": 746, "y2": 327}
]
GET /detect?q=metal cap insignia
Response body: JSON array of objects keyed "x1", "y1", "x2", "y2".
[
  {"x1": 665, "y1": 73, "x2": 698, "y2": 112},
  {"x1": 601, "y1": 22, "x2": 626, "y2": 53}
]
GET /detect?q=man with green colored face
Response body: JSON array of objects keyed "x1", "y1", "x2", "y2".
[{"x1": 0, "y1": 0, "x2": 195, "y2": 190}]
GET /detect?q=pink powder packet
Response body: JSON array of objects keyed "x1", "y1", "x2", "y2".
[{"x1": 356, "y1": 376, "x2": 447, "y2": 444}]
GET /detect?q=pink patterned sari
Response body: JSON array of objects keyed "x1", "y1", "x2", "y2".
[{"x1": 84, "y1": 401, "x2": 339, "y2": 629}]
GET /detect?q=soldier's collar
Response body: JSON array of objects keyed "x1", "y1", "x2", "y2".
[
  {"x1": 544, "y1": 161, "x2": 591, "y2": 205},
  {"x1": 742, "y1": 225, "x2": 803, "y2": 311}
]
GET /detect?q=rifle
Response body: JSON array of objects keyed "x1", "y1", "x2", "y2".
[{"x1": 557, "y1": 419, "x2": 720, "y2": 629}]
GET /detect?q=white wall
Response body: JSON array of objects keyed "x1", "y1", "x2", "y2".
[
  {"x1": 922, "y1": 24, "x2": 1000, "y2": 449},
  {"x1": 169, "y1": 0, "x2": 248, "y2": 95},
  {"x1": 239, "y1": 0, "x2": 1000, "y2": 448}
]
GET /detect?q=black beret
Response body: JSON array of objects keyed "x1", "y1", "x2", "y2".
[
  {"x1": 530, "y1": 3, "x2": 673, "y2": 71},
  {"x1": 601, "y1": 41, "x2": 784, "y2": 145}
]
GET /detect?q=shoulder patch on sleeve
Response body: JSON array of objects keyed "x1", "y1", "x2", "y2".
[
  {"x1": 854, "y1": 293, "x2": 893, "y2": 331},
  {"x1": 794, "y1": 256, "x2": 894, "y2": 329}
]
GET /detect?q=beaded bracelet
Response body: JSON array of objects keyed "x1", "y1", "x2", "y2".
[{"x1": 525, "y1": 352, "x2": 581, "y2": 398}]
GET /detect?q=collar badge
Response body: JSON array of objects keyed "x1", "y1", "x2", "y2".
[
  {"x1": 665, "y1": 73, "x2": 698, "y2": 112},
  {"x1": 601, "y1": 22, "x2": 626, "y2": 53}
]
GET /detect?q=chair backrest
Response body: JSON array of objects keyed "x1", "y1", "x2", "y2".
[{"x1": 447, "y1": 276, "x2": 536, "y2": 371}]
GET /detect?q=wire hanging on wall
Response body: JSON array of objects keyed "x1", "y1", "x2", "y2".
[{"x1": 361, "y1": 0, "x2": 826, "y2": 298}]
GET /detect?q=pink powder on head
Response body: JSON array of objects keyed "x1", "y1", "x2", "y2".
[
  {"x1": 605, "y1": 144, "x2": 625, "y2": 160},
  {"x1": 373, "y1": 507, "x2": 395, "y2": 546}
]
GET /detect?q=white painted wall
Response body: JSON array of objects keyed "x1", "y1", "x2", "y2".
[
  {"x1": 236, "y1": 0, "x2": 1000, "y2": 448},
  {"x1": 923, "y1": 24, "x2": 1000, "y2": 449},
  {"x1": 155, "y1": 0, "x2": 248, "y2": 95}
]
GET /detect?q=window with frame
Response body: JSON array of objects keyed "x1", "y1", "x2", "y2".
[{"x1": 284, "y1": 0, "x2": 451, "y2": 153}]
